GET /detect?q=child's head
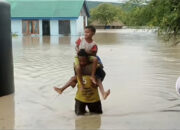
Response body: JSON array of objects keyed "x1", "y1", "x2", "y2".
[
  {"x1": 78, "y1": 49, "x2": 89, "y2": 67},
  {"x1": 84, "y1": 25, "x2": 96, "y2": 39}
]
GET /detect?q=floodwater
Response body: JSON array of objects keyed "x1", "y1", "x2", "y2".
[{"x1": 1, "y1": 29, "x2": 180, "y2": 129}]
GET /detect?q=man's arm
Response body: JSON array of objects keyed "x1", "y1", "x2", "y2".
[
  {"x1": 75, "y1": 65, "x2": 85, "y2": 89},
  {"x1": 74, "y1": 57, "x2": 85, "y2": 89}
]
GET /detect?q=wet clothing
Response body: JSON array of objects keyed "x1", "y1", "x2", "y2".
[
  {"x1": 96, "y1": 56, "x2": 104, "y2": 68},
  {"x1": 96, "y1": 67, "x2": 106, "y2": 81},
  {"x1": 75, "y1": 75, "x2": 102, "y2": 115},
  {"x1": 75, "y1": 75, "x2": 100, "y2": 103},
  {"x1": 74, "y1": 57, "x2": 105, "y2": 81},
  {"x1": 75, "y1": 99, "x2": 102, "y2": 115},
  {"x1": 76, "y1": 36, "x2": 97, "y2": 53},
  {"x1": 75, "y1": 37, "x2": 105, "y2": 79},
  {"x1": 74, "y1": 56, "x2": 95, "y2": 67},
  {"x1": 74, "y1": 37, "x2": 104, "y2": 115}
]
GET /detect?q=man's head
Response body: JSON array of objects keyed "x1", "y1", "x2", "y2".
[
  {"x1": 84, "y1": 25, "x2": 96, "y2": 39},
  {"x1": 78, "y1": 49, "x2": 89, "y2": 67}
]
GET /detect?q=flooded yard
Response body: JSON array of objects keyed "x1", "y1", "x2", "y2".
[{"x1": 1, "y1": 29, "x2": 180, "y2": 129}]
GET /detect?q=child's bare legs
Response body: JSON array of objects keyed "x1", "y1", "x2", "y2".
[
  {"x1": 90, "y1": 57, "x2": 98, "y2": 85},
  {"x1": 75, "y1": 65, "x2": 85, "y2": 91},
  {"x1": 54, "y1": 76, "x2": 77, "y2": 94},
  {"x1": 90, "y1": 76, "x2": 97, "y2": 85},
  {"x1": 97, "y1": 79, "x2": 110, "y2": 100}
]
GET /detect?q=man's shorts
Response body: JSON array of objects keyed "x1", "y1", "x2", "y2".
[
  {"x1": 75, "y1": 99, "x2": 103, "y2": 115},
  {"x1": 95, "y1": 67, "x2": 106, "y2": 81}
]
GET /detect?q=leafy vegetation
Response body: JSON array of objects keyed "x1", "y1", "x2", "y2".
[
  {"x1": 89, "y1": 4, "x2": 122, "y2": 26},
  {"x1": 123, "y1": 0, "x2": 180, "y2": 44},
  {"x1": 88, "y1": 0, "x2": 180, "y2": 44}
]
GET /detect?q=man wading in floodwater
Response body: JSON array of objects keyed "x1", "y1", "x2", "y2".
[
  {"x1": 59, "y1": 49, "x2": 104, "y2": 115},
  {"x1": 74, "y1": 49, "x2": 104, "y2": 115},
  {"x1": 54, "y1": 26, "x2": 110, "y2": 100}
]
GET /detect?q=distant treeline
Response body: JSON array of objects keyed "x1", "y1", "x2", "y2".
[{"x1": 88, "y1": 0, "x2": 180, "y2": 44}]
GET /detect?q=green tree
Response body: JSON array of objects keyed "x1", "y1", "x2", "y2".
[
  {"x1": 89, "y1": 4, "x2": 121, "y2": 27},
  {"x1": 147, "y1": 0, "x2": 180, "y2": 43},
  {"x1": 122, "y1": 0, "x2": 180, "y2": 44}
]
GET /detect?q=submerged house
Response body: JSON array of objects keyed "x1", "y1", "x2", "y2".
[{"x1": 8, "y1": 0, "x2": 89, "y2": 36}]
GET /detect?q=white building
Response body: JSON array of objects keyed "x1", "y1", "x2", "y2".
[{"x1": 8, "y1": 0, "x2": 89, "y2": 36}]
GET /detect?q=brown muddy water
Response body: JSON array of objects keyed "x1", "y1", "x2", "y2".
[{"x1": 1, "y1": 29, "x2": 180, "y2": 130}]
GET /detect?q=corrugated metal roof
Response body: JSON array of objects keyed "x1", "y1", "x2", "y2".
[{"x1": 7, "y1": 0, "x2": 86, "y2": 18}]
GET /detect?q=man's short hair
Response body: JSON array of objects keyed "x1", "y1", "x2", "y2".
[{"x1": 78, "y1": 49, "x2": 88, "y2": 57}]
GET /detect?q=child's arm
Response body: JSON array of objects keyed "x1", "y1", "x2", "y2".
[
  {"x1": 88, "y1": 45, "x2": 97, "y2": 56},
  {"x1": 75, "y1": 38, "x2": 81, "y2": 53},
  {"x1": 75, "y1": 44, "x2": 79, "y2": 53}
]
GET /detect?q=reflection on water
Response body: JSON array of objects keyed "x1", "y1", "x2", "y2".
[
  {"x1": 0, "y1": 94, "x2": 15, "y2": 130},
  {"x1": 21, "y1": 35, "x2": 76, "y2": 47},
  {"x1": 75, "y1": 115, "x2": 101, "y2": 130},
  {"x1": 43, "y1": 36, "x2": 50, "y2": 45},
  {"x1": 10, "y1": 29, "x2": 180, "y2": 129},
  {"x1": 22, "y1": 36, "x2": 40, "y2": 47}
]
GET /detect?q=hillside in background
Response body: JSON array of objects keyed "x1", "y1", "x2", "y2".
[
  {"x1": 86, "y1": 1, "x2": 123, "y2": 10},
  {"x1": 86, "y1": 1, "x2": 139, "y2": 11}
]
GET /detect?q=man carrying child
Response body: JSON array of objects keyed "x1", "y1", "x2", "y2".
[{"x1": 54, "y1": 26, "x2": 110, "y2": 100}]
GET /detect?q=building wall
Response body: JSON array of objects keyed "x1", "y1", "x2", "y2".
[
  {"x1": 70, "y1": 4, "x2": 88, "y2": 36},
  {"x1": 11, "y1": 20, "x2": 22, "y2": 35},
  {"x1": 50, "y1": 20, "x2": 59, "y2": 36},
  {"x1": 11, "y1": 18, "x2": 86, "y2": 36},
  {"x1": 85, "y1": 16, "x2": 88, "y2": 26},
  {"x1": 39, "y1": 20, "x2": 43, "y2": 36},
  {"x1": 76, "y1": 16, "x2": 84, "y2": 36},
  {"x1": 70, "y1": 16, "x2": 85, "y2": 36},
  {"x1": 70, "y1": 20, "x2": 77, "y2": 36}
]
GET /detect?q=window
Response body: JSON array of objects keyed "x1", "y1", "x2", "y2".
[
  {"x1": 59, "y1": 20, "x2": 70, "y2": 35},
  {"x1": 22, "y1": 20, "x2": 39, "y2": 35}
]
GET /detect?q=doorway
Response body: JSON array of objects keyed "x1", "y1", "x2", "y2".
[{"x1": 42, "y1": 20, "x2": 50, "y2": 36}]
